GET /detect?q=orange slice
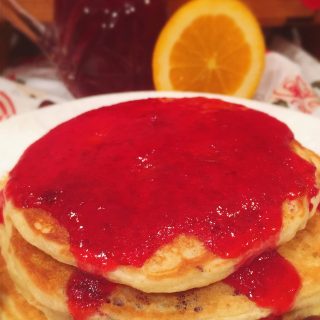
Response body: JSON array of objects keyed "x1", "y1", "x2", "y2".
[{"x1": 153, "y1": 0, "x2": 265, "y2": 98}]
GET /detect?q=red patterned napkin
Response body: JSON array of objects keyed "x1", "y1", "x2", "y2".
[
  {"x1": 0, "y1": 77, "x2": 69, "y2": 122},
  {"x1": 0, "y1": 59, "x2": 72, "y2": 122},
  {"x1": 255, "y1": 38, "x2": 320, "y2": 117}
]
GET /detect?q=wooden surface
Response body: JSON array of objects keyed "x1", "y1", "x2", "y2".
[
  {"x1": 1, "y1": 0, "x2": 54, "y2": 41},
  {"x1": 244, "y1": 0, "x2": 316, "y2": 25},
  {"x1": 0, "y1": 0, "x2": 319, "y2": 40},
  {"x1": 168, "y1": 0, "x2": 318, "y2": 25},
  {"x1": 1, "y1": 0, "x2": 54, "y2": 22}
]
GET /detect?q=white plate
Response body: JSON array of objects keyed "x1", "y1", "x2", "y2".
[{"x1": 0, "y1": 91, "x2": 319, "y2": 176}]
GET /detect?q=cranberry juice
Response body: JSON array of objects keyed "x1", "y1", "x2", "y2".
[{"x1": 53, "y1": 0, "x2": 167, "y2": 97}]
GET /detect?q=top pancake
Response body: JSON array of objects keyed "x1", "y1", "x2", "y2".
[{"x1": 3, "y1": 98, "x2": 320, "y2": 293}]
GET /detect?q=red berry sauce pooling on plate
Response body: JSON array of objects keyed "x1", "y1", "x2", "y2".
[
  {"x1": 6, "y1": 98, "x2": 317, "y2": 269},
  {"x1": 225, "y1": 251, "x2": 301, "y2": 315},
  {"x1": 67, "y1": 270, "x2": 115, "y2": 320}
]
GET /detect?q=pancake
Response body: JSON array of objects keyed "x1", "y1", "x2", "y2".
[
  {"x1": 284, "y1": 305, "x2": 320, "y2": 320},
  {"x1": 0, "y1": 245, "x2": 46, "y2": 320},
  {"x1": 3, "y1": 98, "x2": 320, "y2": 293},
  {"x1": 2, "y1": 212, "x2": 320, "y2": 320},
  {"x1": 4, "y1": 176, "x2": 320, "y2": 295}
]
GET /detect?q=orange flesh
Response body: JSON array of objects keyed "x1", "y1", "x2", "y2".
[{"x1": 169, "y1": 15, "x2": 251, "y2": 93}]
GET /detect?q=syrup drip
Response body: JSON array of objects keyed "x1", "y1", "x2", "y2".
[
  {"x1": 67, "y1": 270, "x2": 115, "y2": 320},
  {"x1": 225, "y1": 251, "x2": 301, "y2": 315}
]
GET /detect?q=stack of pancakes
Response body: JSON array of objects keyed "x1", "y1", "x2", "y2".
[{"x1": 1, "y1": 97, "x2": 320, "y2": 320}]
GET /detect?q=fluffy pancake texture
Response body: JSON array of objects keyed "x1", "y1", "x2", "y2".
[
  {"x1": 284, "y1": 306, "x2": 320, "y2": 320},
  {"x1": 3, "y1": 140, "x2": 320, "y2": 294},
  {"x1": 0, "y1": 239, "x2": 46, "y2": 320},
  {"x1": 2, "y1": 212, "x2": 320, "y2": 320}
]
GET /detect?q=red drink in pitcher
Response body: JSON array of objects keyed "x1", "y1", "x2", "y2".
[{"x1": 52, "y1": 0, "x2": 167, "y2": 97}]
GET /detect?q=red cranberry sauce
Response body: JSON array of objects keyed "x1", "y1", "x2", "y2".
[
  {"x1": 225, "y1": 250, "x2": 301, "y2": 315},
  {"x1": 67, "y1": 270, "x2": 115, "y2": 320},
  {"x1": 6, "y1": 98, "x2": 318, "y2": 273}
]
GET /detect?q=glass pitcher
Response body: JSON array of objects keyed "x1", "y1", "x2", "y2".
[{"x1": 4, "y1": 0, "x2": 167, "y2": 97}]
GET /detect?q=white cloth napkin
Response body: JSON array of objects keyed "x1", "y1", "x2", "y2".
[{"x1": 255, "y1": 37, "x2": 320, "y2": 117}]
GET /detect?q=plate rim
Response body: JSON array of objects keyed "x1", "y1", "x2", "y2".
[
  {"x1": 0, "y1": 90, "x2": 319, "y2": 175},
  {"x1": 1, "y1": 90, "x2": 319, "y2": 125}
]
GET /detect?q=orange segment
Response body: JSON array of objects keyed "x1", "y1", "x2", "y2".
[{"x1": 153, "y1": 0, "x2": 265, "y2": 98}]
